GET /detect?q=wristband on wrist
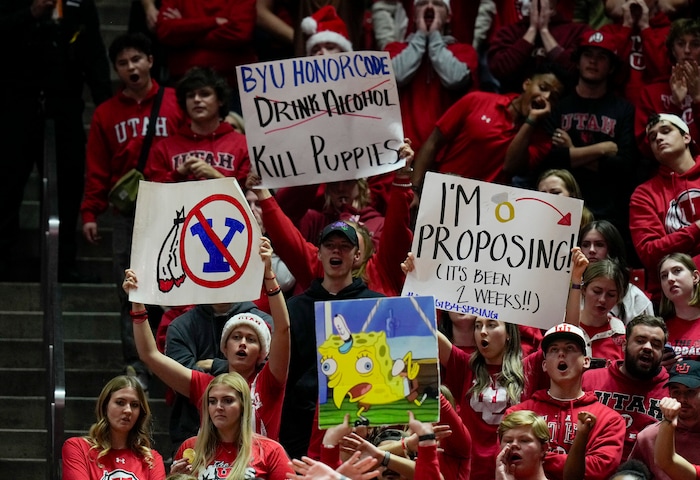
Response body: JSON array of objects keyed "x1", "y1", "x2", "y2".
[
  {"x1": 418, "y1": 433, "x2": 436, "y2": 442},
  {"x1": 381, "y1": 450, "x2": 391, "y2": 467},
  {"x1": 266, "y1": 286, "x2": 282, "y2": 297},
  {"x1": 571, "y1": 283, "x2": 581, "y2": 290},
  {"x1": 130, "y1": 310, "x2": 148, "y2": 324},
  {"x1": 524, "y1": 117, "x2": 536, "y2": 126},
  {"x1": 264, "y1": 273, "x2": 276, "y2": 280}
]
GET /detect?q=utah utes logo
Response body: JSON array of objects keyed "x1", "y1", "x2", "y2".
[
  {"x1": 588, "y1": 32, "x2": 604, "y2": 43},
  {"x1": 665, "y1": 189, "x2": 700, "y2": 232},
  {"x1": 675, "y1": 363, "x2": 691, "y2": 374},
  {"x1": 469, "y1": 380, "x2": 509, "y2": 424},
  {"x1": 102, "y1": 469, "x2": 137, "y2": 480}
]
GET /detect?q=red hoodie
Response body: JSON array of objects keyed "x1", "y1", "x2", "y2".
[
  {"x1": 629, "y1": 157, "x2": 700, "y2": 301},
  {"x1": 599, "y1": 12, "x2": 672, "y2": 107},
  {"x1": 260, "y1": 182, "x2": 412, "y2": 297},
  {"x1": 144, "y1": 121, "x2": 250, "y2": 187},
  {"x1": 81, "y1": 81, "x2": 184, "y2": 224},
  {"x1": 582, "y1": 360, "x2": 669, "y2": 458},
  {"x1": 507, "y1": 389, "x2": 625, "y2": 480},
  {"x1": 155, "y1": 0, "x2": 256, "y2": 84}
]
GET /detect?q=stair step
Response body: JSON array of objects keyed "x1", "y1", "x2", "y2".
[
  {"x1": 0, "y1": 311, "x2": 120, "y2": 339},
  {"x1": 96, "y1": 0, "x2": 131, "y2": 28},
  {"x1": 0, "y1": 457, "x2": 46, "y2": 480},
  {"x1": 0, "y1": 396, "x2": 170, "y2": 432},
  {"x1": 0, "y1": 339, "x2": 123, "y2": 369},
  {"x1": 0, "y1": 340, "x2": 42, "y2": 368},
  {"x1": 0, "y1": 430, "x2": 172, "y2": 468},
  {"x1": 0, "y1": 283, "x2": 123, "y2": 311},
  {"x1": 0, "y1": 1, "x2": 161, "y2": 476},
  {"x1": 73, "y1": 256, "x2": 115, "y2": 284},
  {"x1": 0, "y1": 429, "x2": 47, "y2": 458}
]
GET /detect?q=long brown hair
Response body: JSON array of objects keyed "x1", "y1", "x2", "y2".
[{"x1": 85, "y1": 375, "x2": 155, "y2": 468}]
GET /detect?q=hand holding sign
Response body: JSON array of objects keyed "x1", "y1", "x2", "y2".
[
  {"x1": 402, "y1": 173, "x2": 583, "y2": 329},
  {"x1": 130, "y1": 178, "x2": 264, "y2": 305}
]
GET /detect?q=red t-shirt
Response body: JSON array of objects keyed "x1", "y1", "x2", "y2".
[
  {"x1": 189, "y1": 364, "x2": 285, "y2": 441},
  {"x1": 62, "y1": 437, "x2": 165, "y2": 480},
  {"x1": 435, "y1": 91, "x2": 551, "y2": 185},
  {"x1": 174, "y1": 434, "x2": 292, "y2": 480},
  {"x1": 666, "y1": 316, "x2": 700, "y2": 361}
]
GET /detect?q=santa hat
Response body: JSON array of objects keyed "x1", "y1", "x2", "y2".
[{"x1": 301, "y1": 5, "x2": 353, "y2": 55}]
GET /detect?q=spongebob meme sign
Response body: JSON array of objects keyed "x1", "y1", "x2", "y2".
[{"x1": 314, "y1": 296, "x2": 439, "y2": 429}]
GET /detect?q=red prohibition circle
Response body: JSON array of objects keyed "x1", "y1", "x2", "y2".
[{"x1": 180, "y1": 193, "x2": 254, "y2": 288}]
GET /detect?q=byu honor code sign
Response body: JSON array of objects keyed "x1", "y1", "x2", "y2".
[{"x1": 237, "y1": 51, "x2": 405, "y2": 188}]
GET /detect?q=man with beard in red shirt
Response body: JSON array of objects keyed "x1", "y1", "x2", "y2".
[{"x1": 582, "y1": 314, "x2": 669, "y2": 458}]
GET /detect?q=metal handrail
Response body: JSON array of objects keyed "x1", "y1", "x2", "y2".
[{"x1": 40, "y1": 118, "x2": 65, "y2": 480}]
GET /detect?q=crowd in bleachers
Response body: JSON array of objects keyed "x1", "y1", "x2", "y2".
[{"x1": 7, "y1": 0, "x2": 700, "y2": 478}]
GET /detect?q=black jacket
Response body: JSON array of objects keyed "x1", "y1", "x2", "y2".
[{"x1": 280, "y1": 278, "x2": 384, "y2": 459}]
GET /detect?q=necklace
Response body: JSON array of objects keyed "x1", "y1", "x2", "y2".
[
  {"x1": 221, "y1": 442, "x2": 237, "y2": 454},
  {"x1": 547, "y1": 389, "x2": 585, "y2": 402}
]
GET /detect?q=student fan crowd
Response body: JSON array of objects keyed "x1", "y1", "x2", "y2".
[{"x1": 7, "y1": 0, "x2": 700, "y2": 478}]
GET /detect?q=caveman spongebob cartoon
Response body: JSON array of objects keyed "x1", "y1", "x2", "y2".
[{"x1": 318, "y1": 313, "x2": 427, "y2": 424}]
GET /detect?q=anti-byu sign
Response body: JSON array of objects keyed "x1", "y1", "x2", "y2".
[
  {"x1": 129, "y1": 178, "x2": 264, "y2": 305},
  {"x1": 401, "y1": 173, "x2": 583, "y2": 329},
  {"x1": 237, "y1": 51, "x2": 405, "y2": 189}
]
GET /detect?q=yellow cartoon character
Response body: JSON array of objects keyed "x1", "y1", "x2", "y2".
[{"x1": 318, "y1": 314, "x2": 425, "y2": 421}]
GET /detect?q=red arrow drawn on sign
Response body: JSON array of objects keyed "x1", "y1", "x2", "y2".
[{"x1": 515, "y1": 197, "x2": 572, "y2": 226}]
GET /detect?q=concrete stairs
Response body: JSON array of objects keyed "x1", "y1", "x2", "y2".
[
  {"x1": 0, "y1": 279, "x2": 174, "y2": 479},
  {"x1": 0, "y1": 2, "x2": 173, "y2": 478}
]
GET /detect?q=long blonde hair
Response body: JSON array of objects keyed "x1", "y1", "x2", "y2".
[
  {"x1": 344, "y1": 220, "x2": 374, "y2": 282},
  {"x1": 468, "y1": 321, "x2": 524, "y2": 405},
  {"x1": 85, "y1": 375, "x2": 155, "y2": 468},
  {"x1": 323, "y1": 178, "x2": 372, "y2": 211},
  {"x1": 190, "y1": 373, "x2": 254, "y2": 480}
]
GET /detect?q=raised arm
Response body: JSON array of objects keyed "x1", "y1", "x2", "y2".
[
  {"x1": 564, "y1": 247, "x2": 589, "y2": 326},
  {"x1": 261, "y1": 236, "x2": 291, "y2": 384},
  {"x1": 123, "y1": 269, "x2": 192, "y2": 397},
  {"x1": 248, "y1": 173, "x2": 320, "y2": 290},
  {"x1": 656, "y1": 397, "x2": 698, "y2": 480},
  {"x1": 434, "y1": 392, "x2": 471, "y2": 473},
  {"x1": 368, "y1": 140, "x2": 415, "y2": 296},
  {"x1": 408, "y1": 411, "x2": 443, "y2": 480},
  {"x1": 564, "y1": 411, "x2": 597, "y2": 480},
  {"x1": 503, "y1": 95, "x2": 554, "y2": 176}
]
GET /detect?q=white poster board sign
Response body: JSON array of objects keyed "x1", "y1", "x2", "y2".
[
  {"x1": 129, "y1": 178, "x2": 264, "y2": 305},
  {"x1": 402, "y1": 173, "x2": 583, "y2": 329},
  {"x1": 237, "y1": 51, "x2": 405, "y2": 189}
]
